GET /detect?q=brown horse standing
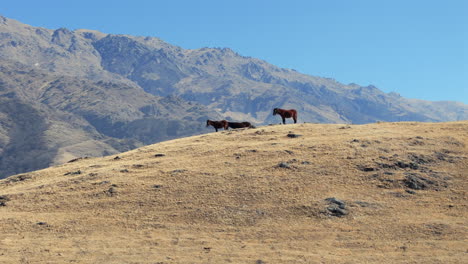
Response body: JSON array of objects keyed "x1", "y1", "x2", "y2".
[
  {"x1": 227, "y1": 121, "x2": 254, "y2": 129},
  {"x1": 273, "y1": 108, "x2": 298, "y2": 124},
  {"x1": 206, "y1": 120, "x2": 228, "y2": 132}
]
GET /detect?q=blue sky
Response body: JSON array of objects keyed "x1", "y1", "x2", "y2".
[{"x1": 2, "y1": 0, "x2": 467, "y2": 104}]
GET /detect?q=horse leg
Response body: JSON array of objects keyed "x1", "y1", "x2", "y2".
[
  {"x1": 215, "y1": 127, "x2": 218, "y2": 132},
  {"x1": 282, "y1": 117, "x2": 286, "y2": 124}
]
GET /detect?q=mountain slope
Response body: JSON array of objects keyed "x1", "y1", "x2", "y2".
[
  {"x1": 0, "y1": 61, "x2": 218, "y2": 178},
  {"x1": 91, "y1": 36, "x2": 468, "y2": 124},
  {"x1": 0, "y1": 16, "x2": 222, "y2": 178},
  {"x1": 0, "y1": 122, "x2": 466, "y2": 263}
]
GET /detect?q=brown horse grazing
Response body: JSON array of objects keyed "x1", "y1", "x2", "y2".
[
  {"x1": 227, "y1": 121, "x2": 254, "y2": 129},
  {"x1": 206, "y1": 120, "x2": 228, "y2": 132},
  {"x1": 273, "y1": 108, "x2": 298, "y2": 124}
]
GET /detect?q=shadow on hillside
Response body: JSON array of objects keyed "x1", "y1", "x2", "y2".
[{"x1": 0, "y1": 99, "x2": 56, "y2": 179}]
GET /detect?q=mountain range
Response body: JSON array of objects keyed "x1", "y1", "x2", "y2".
[{"x1": 0, "y1": 15, "x2": 466, "y2": 178}]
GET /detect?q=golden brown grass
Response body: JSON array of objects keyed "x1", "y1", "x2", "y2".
[{"x1": 0, "y1": 122, "x2": 467, "y2": 263}]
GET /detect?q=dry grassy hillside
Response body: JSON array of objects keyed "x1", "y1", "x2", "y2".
[{"x1": 0, "y1": 122, "x2": 467, "y2": 263}]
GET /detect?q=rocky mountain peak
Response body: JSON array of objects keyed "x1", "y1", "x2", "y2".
[{"x1": 51, "y1": 27, "x2": 74, "y2": 47}]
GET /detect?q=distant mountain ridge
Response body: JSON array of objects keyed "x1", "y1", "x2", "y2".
[
  {"x1": 90, "y1": 34, "x2": 467, "y2": 124},
  {"x1": 0, "y1": 15, "x2": 466, "y2": 178}
]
